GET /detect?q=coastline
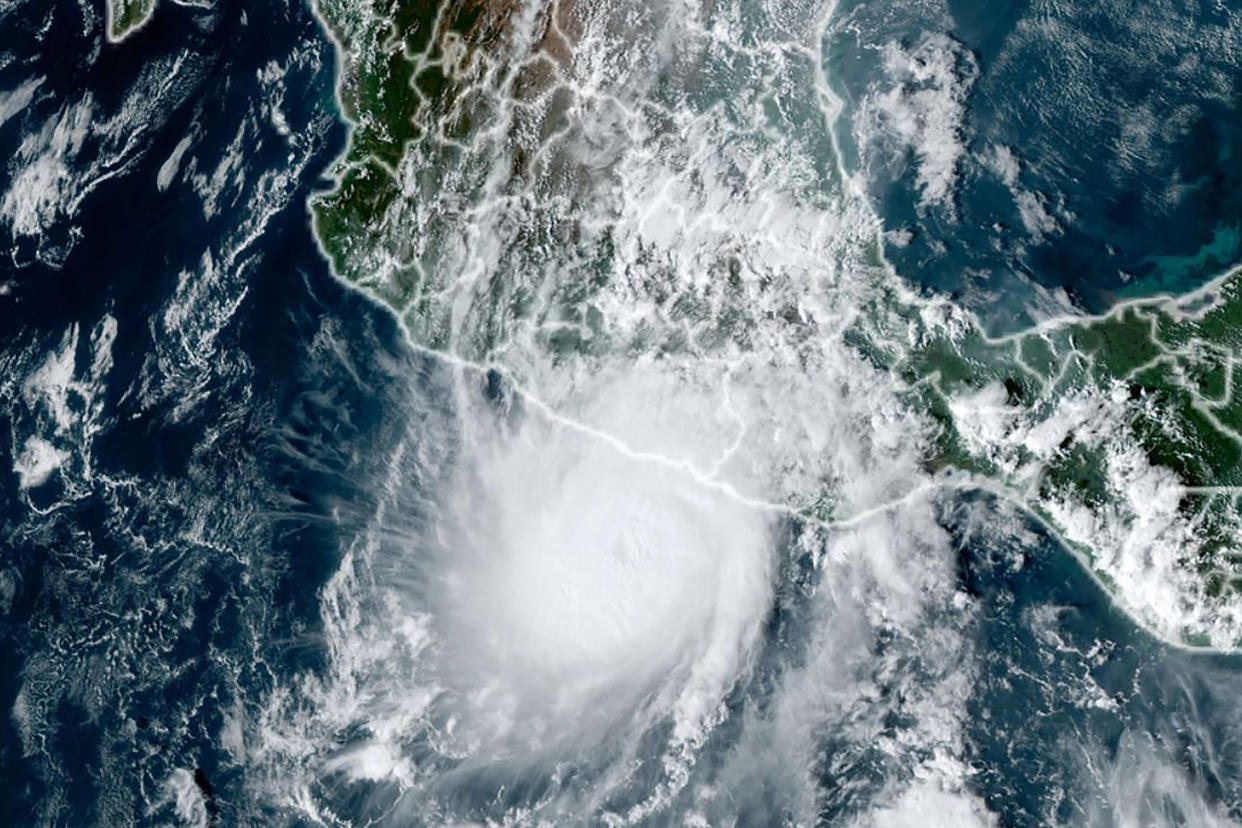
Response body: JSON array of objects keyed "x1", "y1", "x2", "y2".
[
  {"x1": 104, "y1": 0, "x2": 157, "y2": 44},
  {"x1": 302, "y1": 0, "x2": 1242, "y2": 655}
]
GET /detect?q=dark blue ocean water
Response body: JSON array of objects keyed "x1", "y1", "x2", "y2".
[
  {"x1": 828, "y1": 0, "x2": 1242, "y2": 333},
  {"x1": 0, "y1": 0, "x2": 1240, "y2": 825},
  {"x1": 0, "y1": 1, "x2": 390, "y2": 822}
]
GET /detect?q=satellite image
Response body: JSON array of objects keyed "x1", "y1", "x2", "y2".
[{"x1": 2, "y1": 0, "x2": 1242, "y2": 824}]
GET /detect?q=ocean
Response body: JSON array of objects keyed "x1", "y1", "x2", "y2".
[{"x1": 0, "y1": 0, "x2": 1241, "y2": 824}]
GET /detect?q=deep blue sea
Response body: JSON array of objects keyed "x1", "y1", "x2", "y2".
[
  {"x1": 1, "y1": 0, "x2": 1241, "y2": 825},
  {"x1": 0, "y1": 1, "x2": 387, "y2": 822},
  {"x1": 829, "y1": 0, "x2": 1242, "y2": 332}
]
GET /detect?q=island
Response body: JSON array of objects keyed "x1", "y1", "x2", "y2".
[{"x1": 106, "y1": 0, "x2": 157, "y2": 42}]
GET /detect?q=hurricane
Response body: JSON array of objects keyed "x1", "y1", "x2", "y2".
[{"x1": 4, "y1": 0, "x2": 1242, "y2": 825}]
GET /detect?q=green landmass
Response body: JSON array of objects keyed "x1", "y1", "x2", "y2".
[
  {"x1": 864, "y1": 275, "x2": 1242, "y2": 645},
  {"x1": 310, "y1": 0, "x2": 524, "y2": 306},
  {"x1": 107, "y1": 0, "x2": 156, "y2": 42},
  {"x1": 309, "y1": 0, "x2": 1242, "y2": 646}
]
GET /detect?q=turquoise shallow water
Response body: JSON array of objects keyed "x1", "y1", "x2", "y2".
[
  {"x1": 0, "y1": 0, "x2": 1241, "y2": 824},
  {"x1": 829, "y1": 0, "x2": 1242, "y2": 333}
]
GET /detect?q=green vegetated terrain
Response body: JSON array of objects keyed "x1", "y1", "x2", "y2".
[
  {"x1": 311, "y1": 0, "x2": 522, "y2": 306},
  {"x1": 892, "y1": 275, "x2": 1242, "y2": 634},
  {"x1": 309, "y1": 0, "x2": 1242, "y2": 644},
  {"x1": 107, "y1": 0, "x2": 156, "y2": 41}
]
